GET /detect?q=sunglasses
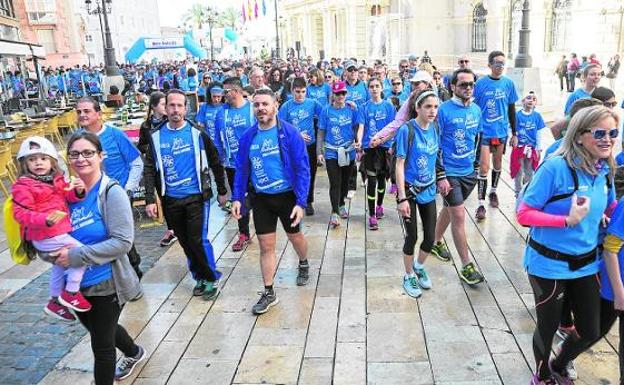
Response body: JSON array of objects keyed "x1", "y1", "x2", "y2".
[
  {"x1": 585, "y1": 128, "x2": 619, "y2": 140},
  {"x1": 392, "y1": 82, "x2": 402, "y2": 86},
  {"x1": 68, "y1": 150, "x2": 98, "y2": 160},
  {"x1": 457, "y1": 81, "x2": 474, "y2": 89},
  {"x1": 604, "y1": 101, "x2": 618, "y2": 108},
  {"x1": 458, "y1": 60, "x2": 470, "y2": 64},
  {"x1": 325, "y1": 75, "x2": 333, "y2": 79},
  {"x1": 334, "y1": 91, "x2": 347, "y2": 96},
  {"x1": 491, "y1": 61, "x2": 506, "y2": 67},
  {"x1": 346, "y1": 67, "x2": 357, "y2": 72}
]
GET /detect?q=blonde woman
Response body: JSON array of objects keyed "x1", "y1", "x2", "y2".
[{"x1": 516, "y1": 105, "x2": 619, "y2": 384}]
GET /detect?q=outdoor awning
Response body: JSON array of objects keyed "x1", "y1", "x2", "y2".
[{"x1": 0, "y1": 39, "x2": 46, "y2": 58}]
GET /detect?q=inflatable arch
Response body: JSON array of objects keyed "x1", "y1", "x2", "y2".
[{"x1": 125, "y1": 34, "x2": 207, "y2": 63}]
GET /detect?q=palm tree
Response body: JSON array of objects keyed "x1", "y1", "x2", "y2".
[
  {"x1": 217, "y1": 7, "x2": 240, "y2": 30},
  {"x1": 182, "y1": 4, "x2": 209, "y2": 29}
]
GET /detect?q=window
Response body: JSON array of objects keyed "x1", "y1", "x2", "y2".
[
  {"x1": 85, "y1": 34, "x2": 92, "y2": 42},
  {"x1": 550, "y1": 0, "x2": 571, "y2": 51},
  {"x1": 25, "y1": 0, "x2": 56, "y2": 24},
  {"x1": 472, "y1": 3, "x2": 487, "y2": 52},
  {"x1": 0, "y1": 24, "x2": 18, "y2": 40},
  {"x1": 36, "y1": 28, "x2": 56, "y2": 53},
  {"x1": 0, "y1": 0, "x2": 15, "y2": 18}
]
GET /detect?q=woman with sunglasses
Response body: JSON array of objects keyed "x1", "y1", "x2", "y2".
[
  {"x1": 517, "y1": 106, "x2": 619, "y2": 384},
  {"x1": 197, "y1": 73, "x2": 212, "y2": 103},
  {"x1": 268, "y1": 67, "x2": 284, "y2": 97},
  {"x1": 307, "y1": 68, "x2": 331, "y2": 107},
  {"x1": 317, "y1": 81, "x2": 359, "y2": 228}
]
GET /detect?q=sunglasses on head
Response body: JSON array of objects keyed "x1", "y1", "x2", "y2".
[{"x1": 585, "y1": 128, "x2": 619, "y2": 140}]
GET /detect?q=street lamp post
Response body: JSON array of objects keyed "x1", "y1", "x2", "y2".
[
  {"x1": 85, "y1": 0, "x2": 119, "y2": 76},
  {"x1": 274, "y1": 0, "x2": 280, "y2": 58},
  {"x1": 514, "y1": 0, "x2": 532, "y2": 68}
]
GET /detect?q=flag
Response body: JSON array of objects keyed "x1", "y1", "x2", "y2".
[
  {"x1": 247, "y1": 0, "x2": 253, "y2": 20},
  {"x1": 241, "y1": 2, "x2": 246, "y2": 22},
  {"x1": 262, "y1": 0, "x2": 266, "y2": 16},
  {"x1": 254, "y1": 0, "x2": 258, "y2": 18}
]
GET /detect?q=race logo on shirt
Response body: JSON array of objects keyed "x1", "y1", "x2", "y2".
[{"x1": 71, "y1": 206, "x2": 94, "y2": 231}]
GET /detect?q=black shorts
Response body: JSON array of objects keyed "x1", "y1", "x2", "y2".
[
  {"x1": 442, "y1": 172, "x2": 477, "y2": 207},
  {"x1": 364, "y1": 147, "x2": 389, "y2": 175},
  {"x1": 252, "y1": 191, "x2": 300, "y2": 235}
]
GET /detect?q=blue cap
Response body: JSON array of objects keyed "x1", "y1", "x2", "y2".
[{"x1": 211, "y1": 87, "x2": 224, "y2": 95}]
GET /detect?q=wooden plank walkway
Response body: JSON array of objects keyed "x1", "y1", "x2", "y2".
[{"x1": 36, "y1": 161, "x2": 620, "y2": 385}]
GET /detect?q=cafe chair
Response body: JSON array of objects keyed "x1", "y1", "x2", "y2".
[
  {"x1": 0, "y1": 146, "x2": 14, "y2": 197},
  {"x1": 44, "y1": 117, "x2": 64, "y2": 146},
  {"x1": 58, "y1": 110, "x2": 78, "y2": 134}
]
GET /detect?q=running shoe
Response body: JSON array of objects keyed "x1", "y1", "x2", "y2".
[
  {"x1": 375, "y1": 205, "x2": 384, "y2": 219},
  {"x1": 329, "y1": 213, "x2": 340, "y2": 228},
  {"x1": 489, "y1": 192, "x2": 499, "y2": 208},
  {"x1": 305, "y1": 204, "x2": 315, "y2": 216},
  {"x1": 554, "y1": 338, "x2": 578, "y2": 381},
  {"x1": 339, "y1": 205, "x2": 349, "y2": 219},
  {"x1": 297, "y1": 262, "x2": 310, "y2": 286},
  {"x1": 529, "y1": 373, "x2": 556, "y2": 385},
  {"x1": 403, "y1": 275, "x2": 422, "y2": 298},
  {"x1": 252, "y1": 290, "x2": 279, "y2": 315},
  {"x1": 58, "y1": 290, "x2": 91, "y2": 312},
  {"x1": 460, "y1": 262, "x2": 484, "y2": 285},
  {"x1": 159, "y1": 230, "x2": 178, "y2": 247},
  {"x1": 414, "y1": 266, "x2": 432, "y2": 289},
  {"x1": 368, "y1": 216, "x2": 379, "y2": 230},
  {"x1": 347, "y1": 190, "x2": 356, "y2": 200},
  {"x1": 549, "y1": 359, "x2": 575, "y2": 385},
  {"x1": 114, "y1": 345, "x2": 146, "y2": 381},
  {"x1": 431, "y1": 241, "x2": 452, "y2": 262},
  {"x1": 232, "y1": 233, "x2": 250, "y2": 252},
  {"x1": 202, "y1": 281, "x2": 219, "y2": 301},
  {"x1": 192, "y1": 280, "x2": 208, "y2": 296},
  {"x1": 475, "y1": 205, "x2": 487, "y2": 221},
  {"x1": 44, "y1": 300, "x2": 76, "y2": 322}
]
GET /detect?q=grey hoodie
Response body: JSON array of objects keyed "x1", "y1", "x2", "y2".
[{"x1": 68, "y1": 174, "x2": 141, "y2": 305}]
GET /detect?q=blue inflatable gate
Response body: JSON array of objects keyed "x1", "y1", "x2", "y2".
[{"x1": 125, "y1": 34, "x2": 207, "y2": 63}]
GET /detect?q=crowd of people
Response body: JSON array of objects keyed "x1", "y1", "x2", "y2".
[{"x1": 7, "y1": 49, "x2": 624, "y2": 385}]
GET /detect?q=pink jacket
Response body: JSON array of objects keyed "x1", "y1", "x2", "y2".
[{"x1": 11, "y1": 173, "x2": 83, "y2": 241}]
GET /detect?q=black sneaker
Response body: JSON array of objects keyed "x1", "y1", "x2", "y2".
[
  {"x1": 475, "y1": 205, "x2": 486, "y2": 221},
  {"x1": 192, "y1": 280, "x2": 207, "y2": 296},
  {"x1": 460, "y1": 262, "x2": 484, "y2": 285},
  {"x1": 114, "y1": 345, "x2": 146, "y2": 381},
  {"x1": 297, "y1": 263, "x2": 310, "y2": 286},
  {"x1": 252, "y1": 290, "x2": 279, "y2": 315},
  {"x1": 305, "y1": 205, "x2": 315, "y2": 216},
  {"x1": 202, "y1": 281, "x2": 219, "y2": 301},
  {"x1": 159, "y1": 230, "x2": 178, "y2": 247},
  {"x1": 489, "y1": 192, "x2": 499, "y2": 208}
]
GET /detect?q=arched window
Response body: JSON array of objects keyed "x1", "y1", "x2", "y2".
[
  {"x1": 551, "y1": 0, "x2": 572, "y2": 51},
  {"x1": 472, "y1": 3, "x2": 487, "y2": 52}
]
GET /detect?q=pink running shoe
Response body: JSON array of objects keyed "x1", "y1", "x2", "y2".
[
  {"x1": 58, "y1": 290, "x2": 92, "y2": 312},
  {"x1": 368, "y1": 216, "x2": 379, "y2": 230},
  {"x1": 375, "y1": 205, "x2": 384, "y2": 219},
  {"x1": 44, "y1": 299, "x2": 76, "y2": 322}
]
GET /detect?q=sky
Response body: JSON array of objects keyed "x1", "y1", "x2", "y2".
[{"x1": 157, "y1": 0, "x2": 231, "y2": 28}]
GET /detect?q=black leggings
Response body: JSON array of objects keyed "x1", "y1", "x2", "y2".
[
  {"x1": 554, "y1": 297, "x2": 624, "y2": 383},
  {"x1": 306, "y1": 143, "x2": 318, "y2": 204},
  {"x1": 76, "y1": 295, "x2": 139, "y2": 385},
  {"x1": 529, "y1": 274, "x2": 601, "y2": 380},
  {"x1": 364, "y1": 148, "x2": 387, "y2": 215},
  {"x1": 326, "y1": 159, "x2": 353, "y2": 215},
  {"x1": 402, "y1": 199, "x2": 436, "y2": 255},
  {"x1": 226, "y1": 167, "x2": 250, "y2": 236}
]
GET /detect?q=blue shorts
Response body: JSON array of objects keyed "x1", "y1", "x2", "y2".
[{"x1": 480, "y1": 136, "x2": 508, "y2": 147}]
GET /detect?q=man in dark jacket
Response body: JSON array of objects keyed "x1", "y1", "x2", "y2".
[
  {"x1": 231, "y1": 89, "x2": 310, "y2": 315},
  {"x1": 143, "y1": 89, "x2": 228, "y2": 300}
]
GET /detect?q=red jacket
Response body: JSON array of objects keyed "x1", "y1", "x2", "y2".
[{"x1": 11, "y1": 173, "x2": 83, "y2": 241}]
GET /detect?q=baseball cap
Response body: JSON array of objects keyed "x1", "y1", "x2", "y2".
[
  {"x1": 332, "y1": 81, "x2": 347, "y2": 94},
  {"x1": 408, "y1": 54, "x2": 418, "y2": 61},
  {"x1": 409, "y1": 70, "x2": 433, "y2": 84},
  {"x1": 17, "y1": 136, "x2": 58, "y2": 161},
  {"x1": 344, "y1": 60, "x2": 357, "y2": 70},
  {"x1": 523, "y1": 90, "x2": 537, "y2": 100},
  {"x1": 211, "y1": 87, "x2": 224, "y2": 95}
]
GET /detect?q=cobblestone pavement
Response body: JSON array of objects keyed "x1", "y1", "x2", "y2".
[{"x1": 0, "y1": 224, "x2": 171, "y2": 385}]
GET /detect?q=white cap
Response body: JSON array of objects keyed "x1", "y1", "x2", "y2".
[
  {"x1": 17, "y1": 136, "x2": 59, "y2": 161},
  {"x1": 409, "y1": 70, "x2": 433, "y2": 84}
]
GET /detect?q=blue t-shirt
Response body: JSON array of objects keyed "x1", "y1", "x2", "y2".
[
  {"x1": 437, "y1": 100, "x2": 483, "y2": 177},
  {"x1": 523, "y1": 156, "x2": 615, "y2": 279},
  {"x1": 318, "y1": 105, "x2": 358, "y2": 161},
  {"x1": 600, "y1": 199, "x2": 624, "y2": 301},
  {"x1": 385, "y1": 91, "x2": 409, "y2": 106},
  {"x1": 69, "y1": 179, "x2": 112, "y2": 288},
  {"x1": 278, "y1": 99, "x2": 323, "y2": 144},
  {"x1": 249, "y1": 126, "x2": 292, "y2": 194},
  {"x1": 564, "y1": 88, "x2": 592, "y2": 115},
  {"x1": 616, "y1": 152, "x2": 624, "y2": 166},
  {"x1": 544, "y1": 138, "x2": 563, "y2": 159},
  {"x1": 473, "y1": 75, "x2": 519, "y2": 139},
  {"x1": 395, "y1": 120, "x2": 439, "y2": 204},
  {"x1": 215, "y1": 101, "x2": 255, "y2": 167},
  {"x1": 307, "y1": 84, "x2": 332, "y2": 107},
  {"x1": 346, "y1": 80, "x2": 370, "y2": 107},
  {"x1": 97, "y1": 125, "x2": 141, "y2": 188},
  {"x1": 516, "y1": 109, "x2": 546, "y2": 147},
  {"x1": 196, "y1": 103, "x2": 222, "y2": 142},
  {"x1": 357, "y1": 99, "x2": 396, "y2": 149},
  {"x1": 159, "y1": 122, "x2": 201, "y2": 198}
]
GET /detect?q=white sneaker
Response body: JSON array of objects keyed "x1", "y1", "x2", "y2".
[
  {"x1": 347, "y1": 190, "x2": 356, "y2": 200},
  {"x1": 566, "y1": 360, "x2": 577, "y2": 380}
]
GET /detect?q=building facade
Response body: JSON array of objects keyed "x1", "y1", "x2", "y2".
[
  {"x1": 279, "y1": 0, "x2": 624, "y2": 70},
  {"x1": 77, "y1": 0, "x2": 161, "y2": 65}
]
